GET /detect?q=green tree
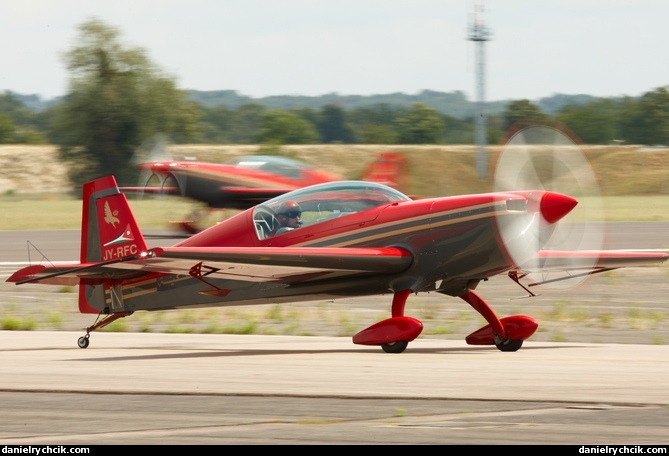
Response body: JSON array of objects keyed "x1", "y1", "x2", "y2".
[
  {"x1": 0, "y1": 114, "x2": 15, "y2": 143},
  {"x1": 440, "y1": 114, "x2": 474, "y2": 144},
  {"x1": 229, "y1": 103, "x2": 266, "y2": 144},
  {"x1": 33, "y1": 108, "x2": 59, "y2": 143},
  {"x1": 395, "y1": 103, "x2": 444, "y2": 144},
  {"x1": 0, "y1": 91, "x2": 48, "y2": 143},
  {"x1": 556, "y1": 99, "x2": 622, "y2": 144},
  {"x1": 349, "y1": 103, "x2": 402, "y2": 144},
  {"x1": 51, "y1": 18, "x2": 201, "y2": 189},
  {"x1": 257, "y1": 110, "x2": 319, "y2": 145},
  {"x1": 317, "y1": 104, "x2": 356, "y2": 143},
  {"x1": 350, "y1": 103, "x2": 401, "y2": 124},
  {"x1": 357, "y1": 124, "x2": 399, "y2": 144},
  {"x1": 199, "y1": 104, "x2": 234, "y2": 143},
  {"x1": 485, "y1": 113, "x2": 505, "y2": 145},
  {"x1": 291, "y1": 107, "x2": 319, "y2": 127},
  {"x1": 14, "y1": 127, "x2": 47, "y2": 144},
  {"x1": 0, "y1": 92, "x2": 34, "y2": 126},
  {"x1": 619, "y1": 87, "x2": 669, "y2": 145},
  {"x1": 501, "y1": 99, "x2": 549, "y2": 133}
]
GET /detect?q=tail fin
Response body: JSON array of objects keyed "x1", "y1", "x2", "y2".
[
  {"x1": 361, "y1": 152, "x2": 411, "y2": 193},
  {"x1": 79, "y1": 175, "x2": 148, "y2": 313}
]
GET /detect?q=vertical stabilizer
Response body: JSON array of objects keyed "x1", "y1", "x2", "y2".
[
  {"x1": 361, "y1": 152, "x2": 410, "y2": 193},
  {"x1": 79, "y1": 175, "x2": 148, "y2": 313}
]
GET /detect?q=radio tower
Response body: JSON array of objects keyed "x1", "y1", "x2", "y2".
[{"x1": 468, "y1": 1, "x2": 491, "y2": 179}]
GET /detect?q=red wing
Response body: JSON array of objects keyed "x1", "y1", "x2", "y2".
[
  {"x1": 513, "y1": 249, "x2": 668, "y2": 287},
  {"x1": 522, "y1": 249, "x2": 669, "y2": 271},
  {"x1": 8, "y1": 246, "x2": 413, "y2": 286}
]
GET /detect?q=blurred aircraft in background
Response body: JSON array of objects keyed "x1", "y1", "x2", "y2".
[{"x1": 121, "y1": 149, "x2": 411, "y2": 234}]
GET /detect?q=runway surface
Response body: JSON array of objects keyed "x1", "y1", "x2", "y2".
[
  {"x1": 0, "y1": 227, "x2": 668, "y2": 445},
  {"x1": 0, "y1": 331, "x2": 668, "y2": 445}
]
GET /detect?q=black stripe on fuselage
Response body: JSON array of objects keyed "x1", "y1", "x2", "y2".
[{"x1": 297, "y1": 201, "x2": 509, "y2": 248}]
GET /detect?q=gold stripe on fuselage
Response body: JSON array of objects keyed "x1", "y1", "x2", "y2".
[
  {"x1": 297, "y1": 201, "x2": 508, "y2": 247},
  {"x1": 178, "y1": 168, "x2": 295, "y2": 190}
]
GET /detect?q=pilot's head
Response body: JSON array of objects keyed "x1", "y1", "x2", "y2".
[{"x1": 277, "y1": 200, "x2": 302, "y2": 227}]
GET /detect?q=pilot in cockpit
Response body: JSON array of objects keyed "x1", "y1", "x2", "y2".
[{"x1": 273, "y1": 200, "x2": 303, "y2": 235}]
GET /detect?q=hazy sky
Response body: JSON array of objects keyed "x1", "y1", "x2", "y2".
[{"x1": 2, "y1": 0, "x2": 667, "y2": 102}]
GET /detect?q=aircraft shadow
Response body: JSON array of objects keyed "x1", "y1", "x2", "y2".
[{"x1": 66, "y1": 342, "x2": 586, "y2": 362}]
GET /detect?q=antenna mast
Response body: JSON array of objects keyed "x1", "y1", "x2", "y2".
[{"x1": 468, "y1": 1, "x2": 491, "y2": 179}]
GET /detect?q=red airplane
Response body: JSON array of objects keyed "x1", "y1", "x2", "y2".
[
  {"x1": 7, "y1": 126, "x2": 668, "y2": 352},
  {"x1": 121, "y1": 152, "x2": 411, "y2": 234}
]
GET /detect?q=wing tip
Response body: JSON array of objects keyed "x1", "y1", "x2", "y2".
[{"x1": 6, "y1": 265, "x2": 46, "y2": 283}]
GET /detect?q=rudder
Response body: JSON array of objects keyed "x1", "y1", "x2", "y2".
[
  {"x1": 79, "y1": 175, "x2": 148, "y2": 313},
  {"x1": 361, "y1": 152, "x2": 410, "y2": 192}
]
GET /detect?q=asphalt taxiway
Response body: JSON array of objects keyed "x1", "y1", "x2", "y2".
[{"x1": 0, "y1": 331, "x2": 667, "y2": 445}]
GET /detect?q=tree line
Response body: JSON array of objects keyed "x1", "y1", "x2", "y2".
[{"x1": 0, "y1": 18, "x2": 668, "y2": 189}]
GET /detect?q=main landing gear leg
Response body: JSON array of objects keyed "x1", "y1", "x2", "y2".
[
  {"x1": 382, "y1": 289, "x2": 414, "y2": 353},
  {"x1": 459, "y1": 290, "x2": 537, "y2": 352},
  {"x1": 77, "y1": 311, "x2": 133, "y2": 349},
  {"x1": 391, "y1": 289, "x2": 412, "y2": 317},
  {"x1": 352, "y1": 289, "x2": 423, "y2": 353}
]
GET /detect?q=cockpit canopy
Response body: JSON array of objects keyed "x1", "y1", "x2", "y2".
[
  {"x1": 229, "y1": 155, "x2": 313, "y2": 179},
  {"x1": 252, "y1": 181, "x2": 411, "y2": 239}
]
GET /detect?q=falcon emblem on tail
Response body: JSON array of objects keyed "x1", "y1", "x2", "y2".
[{"x1": 104, "y1": 201, "x2": 120, "y2": 227}]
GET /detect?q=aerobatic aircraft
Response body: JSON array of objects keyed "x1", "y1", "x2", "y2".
[
  {"x1": 7, "y1": 126, "x2": 668, "y2": 352},
  {"x1": 121, "y1": 150, "x2": 410, "y2": 234}
]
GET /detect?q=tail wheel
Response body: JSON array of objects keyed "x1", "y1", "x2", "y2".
[
  {"x1": 381, "y1": 340, "x2": 408, "y2": 353},
  {"x1": 77, "y1": 335, "x2": 90, "y2": 349}
]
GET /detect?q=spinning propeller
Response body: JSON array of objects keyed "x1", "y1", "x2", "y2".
[
  {"x1": 493, "y1": 124, "x2": 605, "y2": 290},
  {"x1": 130, "y1": 133, "x2": 181, "y2": 195}
]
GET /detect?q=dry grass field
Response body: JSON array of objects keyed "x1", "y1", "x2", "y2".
[
  {"x1": 1, "y1": 143, "x2": 669, "y2": 229},
  {"x1": 2, "y1": 143, "x2": 669, "y2": 196}
]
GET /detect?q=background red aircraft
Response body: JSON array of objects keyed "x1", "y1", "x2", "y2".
[
  {"x1": 8, "y1": 126, "x2": 668, "y2": 353},
  {"x1": 121, "y1": 147, "x2": 410, "y2": 233}
]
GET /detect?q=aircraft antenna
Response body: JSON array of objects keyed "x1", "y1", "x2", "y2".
[{"x1": 468, "y1": 0, "x2": 492, "y2": 179}]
